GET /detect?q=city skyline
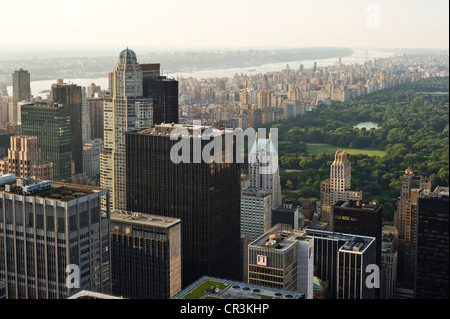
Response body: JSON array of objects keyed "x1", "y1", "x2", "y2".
[{"x1": 0, "y1": 0, "x2": 448, "y2": 55}]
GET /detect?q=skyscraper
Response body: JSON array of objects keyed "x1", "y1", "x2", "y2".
[
  {"x1": 0, "y1": 177, "x2": 111, "y2": 299},
  {"x1": 414, "y1": 186, "x2": 449, "y2": 299},
  {"x1": 393, "y1": 168, "x2": 431, "y2": 290},
  {"x1": 240, "y1": 188, "x2": 272, "y2": 242},
  {"x1": 320, "y1": 151, "x2": 362, "y2": 228},
  {"x1": 248, "y1": 135, "x2": 282, "y2": 209},
  {"x1": 304, "y1": 228, "x2": 377, "y2": 299},
  {"x1": 21, "y1": 102, "x2": 72, "y2": 182},
  {"x1": 125, "y1": 123, "x2": 242, "y2": 287},
  {"x1": 141, "y1": 63, "x2": 179, "y2": 125},
  {"x1": 51, "y1": 80, "x2": 83, "y2": 175},
  {"x1": 110, "y1": 211, "x2": 182, "y2": 299},
  {"x1": 12, "y1": 69, "x2": 31, "y2": 126},
  {"x1": 248, "y1": 224, "x2": 314, "y2": 299},
  {"x1": 0, "y1": 135, "x2": 53, "y2": 180},
  {"x1": 100, "y1": 48, "x2": 153, "y2": 211}
]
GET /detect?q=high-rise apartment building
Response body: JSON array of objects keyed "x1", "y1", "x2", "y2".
[
  {"x1": 141, "y1": 63, "x2": 179, "y2": 125},
  {"x1": 240, "y1": 188, "x2": 272, "y2": 242},
  {"x1": 248, "y1": 224, "x2": 314, "y2": 299},
  {"x1": 248, "y1": 136, "x2": 282, "y2": 209},
  {"x1": 393, "y1": 168, "x2": 431, "y2": 289},
  {"x1": 0, "y1": 176, "x2": 111, "y2": 299},
  {"x1": 110, "y1": 211, "x2": 181, "y2": 299},
  {"x1": 51, "y1": 80, "x2": 83, "y2": 175},
  {"x1": 100, "y1": 49, "x2": 153, "y2": 211},
  {"x1": 21, "y1": 102, "x2": 72, "y2": 182},
  {"x1": 124, "y1": 123, "x2": 242, "y2": 287},
  {"x1": 12, "y1": 69, "x2": 31, "y2": 126},
  {"x1": 0, "y1": 135, "x2": 53, "y2": 180},
  {"x1": 320, "y1": 151, "x2": 362, "y2": 228},
  {"x1": 414, "y1": 186, "x2": 449, "y2": 299}
]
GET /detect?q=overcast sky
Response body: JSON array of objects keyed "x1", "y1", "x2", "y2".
[{"x1": 1, "y1": 0, "x2": 448, "y2": 53}]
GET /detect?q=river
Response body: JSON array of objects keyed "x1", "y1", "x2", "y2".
[{"x1": 7, "y1": 49, "x2": 395, "y2": 98}]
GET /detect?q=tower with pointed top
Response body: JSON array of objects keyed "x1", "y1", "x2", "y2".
[{"x1": 100, "y1": 48, "x2": 153, "y2": 211}]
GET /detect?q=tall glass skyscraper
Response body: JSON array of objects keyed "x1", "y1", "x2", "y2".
[{"x1": 21, "y1": 102, "x2": 71, "y2": 182}]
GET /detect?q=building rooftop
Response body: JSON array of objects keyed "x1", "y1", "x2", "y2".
[
  {"x1": 241, "y1": 187, "x2": 271, "y2": 197},
  {"x1": 304, "y1": 228, "x2": 375, "y2": 254},
  {"x1": 172, "y1": 276, "x2": 304, "y2": 300},
  {"x1": 0, "y1": 175, "x2": 107, "y2": 202},
  {"x1": 334, "y1": 200, "x2": 382, "y2": 211},
  {"x1": 250, "y1": 224, "x2": 312, "y2": 251},
  {"x1": 111, "y1": 210, "x2": 181, "y2": 228},
  {"x1": 67, "y1": 290, "x2": 124, "y2": 299}
]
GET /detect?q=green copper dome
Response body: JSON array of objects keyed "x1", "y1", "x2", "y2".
[{"x1": 119, "y1": 48, "x2": 137, "y2": 59}]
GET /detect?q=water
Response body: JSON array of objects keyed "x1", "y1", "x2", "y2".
[
  {"x1": 7, "y1": 49, "x2": 394, "y2": 98},
  {"x1": 354, "y1": 122, "x2": 380, "y2": 130}
]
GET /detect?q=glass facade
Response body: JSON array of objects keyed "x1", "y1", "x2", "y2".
[
  {"x1": 21, "y1": 103, "x2": 71, "y2": 182},
  {"x1": 125, "y1": 126, "x2": 242, "y2": 287}
]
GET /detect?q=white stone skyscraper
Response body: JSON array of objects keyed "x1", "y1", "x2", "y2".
[
  {"x1": 100, "y1": 48, "x2": 153, "y2": 210},
  {"x1": 248, "y1": 134, "x2": 282, "y2": 209}
]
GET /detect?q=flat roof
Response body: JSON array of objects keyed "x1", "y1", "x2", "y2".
[
  {"x1": 0, "y1": 179, "x2": 107, "y2": 202},
  {"x1": 250, "y1": 227, "x2": 312, "y2": 251},
  {"x1": 67, "y1": 290, "x2": 124, "y2": 299},
  {"x1": 172, "y1": 276, "x2": 304, "y2": 300},
  {"x1": 111, "y1": 210, "x2": 180, "y2": 228}
]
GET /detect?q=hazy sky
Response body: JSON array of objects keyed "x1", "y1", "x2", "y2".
[{"x1": 1, "y1": 0, "x2": 448, "y2": 52}]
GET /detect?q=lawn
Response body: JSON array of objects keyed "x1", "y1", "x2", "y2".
[
  {"x1": 306, "y1": 144, "x2": 386, "y2": 157},
  {"x1": 182, "y1": 280, "x2": 230, "y2": 299}
]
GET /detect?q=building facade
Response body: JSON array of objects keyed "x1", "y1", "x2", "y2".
[
  {"x1": 100, "y1": 48, "x2": 153, "y2": 211},
  {"x1": 21, "y1": 102, "x2": 72, "y2": 182},
  {"x1": 0, "y1": 177, "x2": 111, "y2": 299},
  {"x1": 0, "y1": 135, "x2": 53, "y2": 180},
  {"x1": 240, "y1": 188, "x2": 272, "y2": 242},
  {"x1": 393, "y1": 168, "x2": 431, "y2": 289},
  {"x1": 304, "y1": 228, "x2": 377, "y2": 299},
  {"x1": 248, "y1": 224, "x2": 314, "y2": 299},
  {"x1": 12, "y1": 69, "x2": 31, "y2": 126},
  {"x1": 82, "y1": 138, "x2": 103, "y2": 176},
  {"x1": 248, "y1": 136, "x2": 282, "y2": 209},
  {"x1": 414, "y1": 186, "x2": 449, "y2": 299},
  {"x1": 51, "y1": 80, "x2": 83, "y2": 175},
  {"x1": 110, "y1": 211, "x2": 181, "y2": 299},
  {"x1": 125, "y1": 123, "x2": 242, "y2": 287},
  {"x1": 320, "y1": 151, "x2": 362, "y2": 228},
  {"x1": 141, "y1": 63, "x2": 179, "y2": 125}
]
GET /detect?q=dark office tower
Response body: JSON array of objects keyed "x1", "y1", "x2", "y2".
[
  {"x1": 21, "y1": 102, "x2": 71, "y2": 182},
  {"x1": 141, "y1": 63, "x2": 179, "y2": 125},
  {"x1": 110, "y1": 211, "x2": 182, "y2": 299},
  {"x1": 125, "y1": 124, "x2": 242, "y2": 287},
  {"x1": 414, "y1": 186, "x2": 449, "y2": 299},
  {"x1": 333, "y1": 200, "x2": 383, "y2": 298},
  {"x1": 88, "y1": 98, "x2": 104, "y2": 140},
  {"x1": 333, "y1": 200, "x2": 383, "y2": 269},
  {"x1": 51, "y1": 80, "x2": 83, "y2": 175},
  {"x1": 12, "y1": 69, "x2": 31, "y2": 126},
  {"x1": 304, "y1": 228, "x2": 377, "y2": 299}
]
